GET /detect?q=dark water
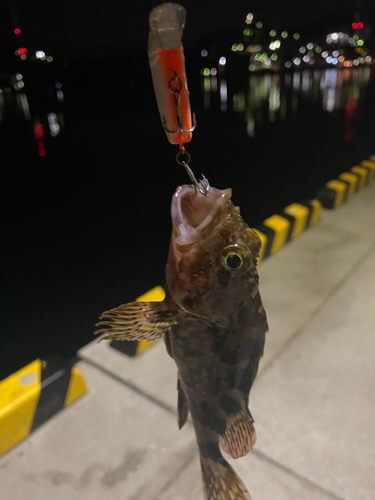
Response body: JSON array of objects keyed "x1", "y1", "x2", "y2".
[{"x1": 1, "y1": 60, "x2": 375, "y2": 379}]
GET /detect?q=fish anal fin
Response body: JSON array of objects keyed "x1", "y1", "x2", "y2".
[
  {"x1": 177, "y1": 375, "x2": 189, "y2": 429},
  {"x1": 219, "y1": 410, "x2": 256, "y2": 459},
  {"x1": 95, "y1": 300, "x2": 183, "y2": 342},
  {"x1": 200, "y1": 456, "x2": 252, "y2": 500}
]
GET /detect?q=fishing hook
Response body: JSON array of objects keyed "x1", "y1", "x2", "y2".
[
  {"x1": 162, "y1": 72, "x2": 196, "y2": 135},
  {"x1": 176, "y1": 145, "x2": 209, "y2": 196}
]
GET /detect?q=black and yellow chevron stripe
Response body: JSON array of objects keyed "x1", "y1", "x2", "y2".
[
  {"x1": 0, "y1": 358, "x2": 87, "y2": 456},
  {"x1": 254, "y1": 200, "x2": 322, "y2": 262},
  {"x1": 317, "y1": 157, "x2": 375, "y2": 209}
]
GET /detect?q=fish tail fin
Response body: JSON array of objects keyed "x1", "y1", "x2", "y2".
[{"x1": 199, "y1": 445, "x2": 252, "y2": 500}]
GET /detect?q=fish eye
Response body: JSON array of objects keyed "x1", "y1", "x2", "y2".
[
  {"x1": 221, "y1": 245, "x2": 251, "y2": 275},
  {"x1": 226, "y1": 252, "x2": 243, "y2": 270}
]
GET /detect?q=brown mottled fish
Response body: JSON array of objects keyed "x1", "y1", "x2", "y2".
[{"x1": 96, "y1": 184, "x2": 268, "y2": 500}]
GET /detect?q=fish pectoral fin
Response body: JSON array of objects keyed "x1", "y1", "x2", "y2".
[
  {"x1": 95, "y1": 300, "x2": 183, "y2": 342},
  {"x1": 219, "y1": 410, "x2": 256, "y2": 459},
  {"x1": 177, "y1": 375, "x2": 189, "y2": 429}
]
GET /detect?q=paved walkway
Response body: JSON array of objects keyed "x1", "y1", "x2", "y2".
[{"x1": 1, "y1": 182, "x2": 375, "y2": 500}]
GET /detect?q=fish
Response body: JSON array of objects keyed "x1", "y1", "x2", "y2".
[{"x1": 96, "y1": 184, "x2": 268, "y2": 500}]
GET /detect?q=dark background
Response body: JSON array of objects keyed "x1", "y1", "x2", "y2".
[{"x1": 1, "y1": 0, "x2": 375, "y2": 379}]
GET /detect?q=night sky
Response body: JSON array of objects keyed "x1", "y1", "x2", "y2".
[{"x1": 12, "y1": 0, "x2": 370, "y2": 54}]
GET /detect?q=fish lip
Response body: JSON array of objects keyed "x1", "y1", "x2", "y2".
[{"x1": 171, "y1": 184, "x2": 232, "y2": 251}]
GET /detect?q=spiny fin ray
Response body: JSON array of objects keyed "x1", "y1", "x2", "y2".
[
  {"x1": 219, "y1": 410, "x2": 256, "y2": 459},
  {"x1": 95, "y1": 301, "x2": 183, "y2": 342}
]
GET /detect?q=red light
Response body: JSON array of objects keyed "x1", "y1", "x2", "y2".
[
  {"x1": 15, "y1": 28, "x2": 21, "y2": 35},
  {"x1": 18, "y1": 47, "x2": 27, "y2": 54},
  {"x1": 352, "y1": 22, "x2": 358, "y2": 29},
  {"x1": 38, "y1": 148, "x2": 46, "y2": 157},
  {"x1": 358, "y1": 22, "x2": 364, "y2": 28},
  {"x1": 35, "y1": 124, "x2": 44, "y2": 139}
]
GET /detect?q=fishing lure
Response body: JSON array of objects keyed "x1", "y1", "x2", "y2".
[{"x1": 148, "y1": 2, "x2": 194, "y2": 145}]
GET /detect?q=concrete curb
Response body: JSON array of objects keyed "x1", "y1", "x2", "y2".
[
  {"x1": 0, "y1": 357, "x2": 87, "y2": 456},
  {"x1": 316, "y1": 157, "x2": 375, "y2": 209}
]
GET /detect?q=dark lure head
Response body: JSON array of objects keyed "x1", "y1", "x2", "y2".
[{"x1": 166, "y1": 185, "x2": 261, "y2": 326}]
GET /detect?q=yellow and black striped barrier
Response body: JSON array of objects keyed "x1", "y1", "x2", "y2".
[
  {"x1": 0, "y1": 357, "x2": 87, "y2": 456},
  {"x1": 254, "y1": 200, "x2": 322, "y2": 263},
  {"x1": 316, "y1": 157, "x2": 375, "y2": 209}
]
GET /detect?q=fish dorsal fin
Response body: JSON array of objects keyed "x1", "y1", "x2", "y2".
[
  {"x1": 95, "y1": 300, "x2": 184, "y2": 342},
  {"x1": 219, "y1": 410, "x2": 256, "y2": 459},
  {"x1": 177, "y1": 375, "x2": 189, "y2": 429}
]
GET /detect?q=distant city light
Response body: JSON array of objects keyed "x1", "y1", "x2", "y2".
[
  {"x1": 46, "y1": 56, "x2": 53, "y2": 62},
  {"x1": 256, "y1": 22, "x2": 263, "y2": 29},
  {"x1": 243, "y1": 28, "x2": 251, "y2": 36},
  {"x1": 332, "y1": 50, "x2": 339, "y2": 57},
  {"x1": 338, "y1": 56, "x2": 345, "y2": 62},
  {"x1": 219, "y1": 56, "x2": 226, "y2": 65},
  {"x1": 299, "y1": 46, "x2": 306, "y2": 53},
  {"x1": 269, "y1": 40, "x2": 281, "y2": 50},
  {"x1": 308, "y1": 51, "x2": 314, "y2": 57},
  {"x1": 36, "y1": 51, "x2": 45, "y2": 59},
  {"x1": 281, "y1": 31, "x2": 288, "y2": 38},
  {"x1": 293, "y1": 57, "x2": 301, "y2": 65},
  {"x1": 322, "y1": 51, "x2": 329, "y2": 58},
  {"x1": 14, "y1": 28, "x2": 21, "y2": 35},
  {"x1": 271, "y1": 53, "x2": 278, "y2": 61},
  {"x1": 202, "y1": 68, "x2": 210, "y2": 76},
  {"x1": 220, "y1": 80, "x2": 227, "y2": 111},
  {"x1": 48, "y1": 113, "x2": 60, "y2": 137},
  {"x1": 237, "y1": 43, "x2": 244, "y2": 51},
  {"x1": 20, "y1": 54, "x2": 26, "y2": 60},
  {"x1": 285, "y1": 61, "x2": 292, "y2": 68},
  {"x1": 16, "y1": 73, "x2": 22, "y2": 80},
  {"x1": 201, "y1": 49, "x2": 208, "y2": 57},
  {"x1": 303, "y1": 55, "x2": 310, "y2": 63},
  {"x1": 265, "y1": 58, "x2": 271, "y2": 66},
  {"x1": 210, "y1": 68, "x2": 217, "y2": 75},
  {"x1": 332, "y1": 58, "x2": 338, "y2": 65},
  {"x1": 358, "y1": 22, "x2": 364, "y2": 28},
  {"x1": 365, "y1": 56, "x2": 372, "y2": 63},
  {"x1": 331, "y1": 33, "x2": 338, "y2": 41},
  {"x1": 327, "y1": 56, "x2": 333, "y2": 63},
  {"x1": 55, "y1": 81, "x2": 63, "y2": 89},
  {"x1": 18, "y1": 47, "x2": 27, "y2": 54},
  {"x1": 269, "y1": 29, "x2": 276, "y2": 36},
  {"x1": 246, "y1": 13, "x2": 253, "y2": 21},
  {"x1": 56, "y1": 90, "x2": 64, "y2": 102},
  {"x1": 17, "y1": 80, "x2": 25, "y2": 89},
  {"x1": 353, "y1": 59, "x2": 359, "y2": 66},
  {"x1": 315, "y1": 46, "x2": 322, "y2": 53},
  {"x1": 293, "y1": 33, "x2": 300, "y2": 40},
  {"x1": 357, "y1": 39, "x2": 364, "y2": 46},
  {"x1": 352, "y1": 22, "x2": 358, "y2": 29},
  {"x1": 307, "y1": 43, "x2": 313, "y2": 50},
  {"x1": 231, "y1": 44, "x2": 237, "y2": 51}
]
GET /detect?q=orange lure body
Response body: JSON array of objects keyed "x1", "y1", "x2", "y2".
[{"x1": 149, "y1": 4, "x2": 193, "y2": 145}]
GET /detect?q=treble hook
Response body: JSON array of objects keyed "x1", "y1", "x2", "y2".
[{"x1": 176, "y1": 145, "x2": 209, "y2": 196}]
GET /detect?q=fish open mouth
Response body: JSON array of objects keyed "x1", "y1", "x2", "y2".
[{"x1": 171, "y1": 185, "x2": 232, "y2": 251}]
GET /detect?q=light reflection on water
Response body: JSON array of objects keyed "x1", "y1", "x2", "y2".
[{"x1": 202, "y1": 67, "x2": 372, "y2": 140}]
